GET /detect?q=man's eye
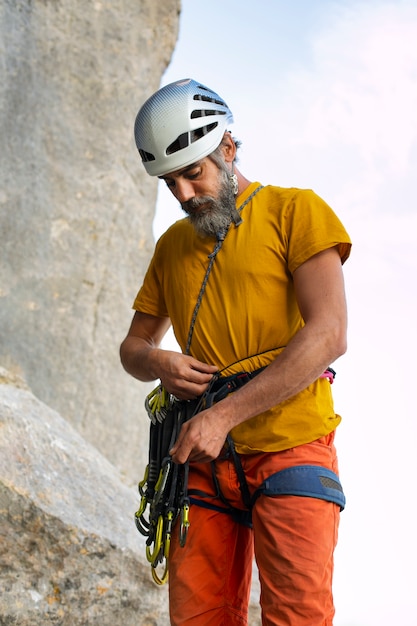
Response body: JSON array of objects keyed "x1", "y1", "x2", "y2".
[
  {"x1": 187, "y1": 170, "x2": 201, "y2": 180},
  {"x1": 165, "y1": 180, "x2": 175, "y2": 189}
]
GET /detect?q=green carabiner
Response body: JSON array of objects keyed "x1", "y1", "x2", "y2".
[
  {"x1": 179, "y1": 501, "x2": 190, "y2": 548},
  {"x1": 151, "y1": 558, "x2": 169, "y2": 585},
  {"x1": 146, "y1": 514, "x2": 164, "y2": 564},
  {"x1": 152, "y1": 462, "x2": 171, "y2": 510},
  {"x1": 138, "y1": 464, "x2": 149, "y2": 497},
  {"x1": 163, "y1": 510, "x2": 174, "y2": 558},
  {"x1": 135, "y1": 493, "x2": 148, "y2": 519}
]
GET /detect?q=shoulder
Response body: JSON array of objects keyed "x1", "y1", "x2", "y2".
[
  {"x1": 158, "y1": 216, "x2": 191, "y2": 239},
  {"x1": 155, "y1": 217, "x2": 193, "y2": 250},
  {"x1": 154, "y1": 216, "x2": 215, "y2": 261},
  {"x1": 257, "y1": 185, "x2": 351, "y2": 268},
  {"x1": 261, "y1": 185, "x2": 328, "y2": 207}
]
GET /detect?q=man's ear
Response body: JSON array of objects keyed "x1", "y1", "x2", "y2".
[{"x1": 221, "y1": 132, "x2": 237, "y2": 164}]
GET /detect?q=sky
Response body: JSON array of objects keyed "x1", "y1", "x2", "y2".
[{"x1": 149, "y1": 1, "x2": 417, "y2": 624}]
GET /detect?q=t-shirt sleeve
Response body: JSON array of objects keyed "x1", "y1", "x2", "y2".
[
  {"x1": 285, "y1": 189, "x2": 352, "y2": 274},
  {"x1": 132, "y1": 236, "x2": 169, "y2": 316}
]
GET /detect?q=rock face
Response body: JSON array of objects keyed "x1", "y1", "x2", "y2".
[
  {"x1": 0, "y1": 0, "x2": 181, "y2": 482},
  {"x1": 0, "y1": 367, "x2": 170, "y2": 625}
]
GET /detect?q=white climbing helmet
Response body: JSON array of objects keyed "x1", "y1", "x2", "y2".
[{"x1": 134, "y1": 78, "x2": 234, "y2": 176}]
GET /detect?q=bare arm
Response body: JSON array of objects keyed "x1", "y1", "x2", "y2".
[
  {"x1": 170, "y1": 246, "x2": 348, "y2": 463},
  {"x1": 120, "y1": 311, "x2": 218, "y2": 399}
]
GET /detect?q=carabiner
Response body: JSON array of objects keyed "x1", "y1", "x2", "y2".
[
  {"x1": 152, "y1": 461, "x2": 171, "y2": 511},
  {"x1": 135, "y1": 493, "x2": 148, "y2": 520},
  {"x1": 138, "y1": 464, "x2": 149, "y2": 497},
  {"x1": 179, "y1": 501, "x2": 190, "y2": 548},
  {"x1": 134, "y1": 507, "x2": 150, "y2": 536},
  {"x1": 145, "y1": 384, "x2": 171, "y2": 423},
  {"x1": 163, "y1": 510, "x2": 174, "y2": 559},
  {"x1": 146, "y1": 514, "x2": 164, "y2": 565},
  {"x1": 151, "y1": 559, "x2": 169, "y2": 585}
]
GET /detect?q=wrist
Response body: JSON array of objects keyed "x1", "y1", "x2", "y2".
[{"x1": 143, "y1": 347, "x2": 164, "y2": 381}]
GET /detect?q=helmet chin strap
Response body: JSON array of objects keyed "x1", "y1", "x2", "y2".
[{"x1": 230, "y1": 163, "x2": 243, "y2": 226}]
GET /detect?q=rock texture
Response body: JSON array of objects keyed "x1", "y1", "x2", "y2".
[
  {"x1": 0, "y1": 0, "x2": 181, "y2": 482},
  {"x1": 0, "y1": 367, "x2": 170, "y2": 624}
]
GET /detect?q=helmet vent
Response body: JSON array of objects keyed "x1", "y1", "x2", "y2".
[
  {"x1": 191, "y1": 122, "x2": 218, "y2": 143},
  {"x1": 166, "y1": 123, "x2": 218, "y2": 156},
  {"x1": 193, "y1": 93, "x2": 227, "y2": 108},
  {"x1": 191, "y1": 109, "x2": 226, "y2": 119},
  {"x1": 166, "y1": 132, "x2": 189, "y2": 155},
  {"x1": 139, "y1": 149, "x2": 155, "y2": 163}
]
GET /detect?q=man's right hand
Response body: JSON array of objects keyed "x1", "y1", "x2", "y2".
[
  {"x1": 120, "y1": 311, "x2": 218, "y2": 399},
  {"x1": 156, "y1": 350, "x2": 218, "y2": 400}
]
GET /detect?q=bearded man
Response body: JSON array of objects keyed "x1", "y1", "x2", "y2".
[{"x1": 120, "y1": 78, "x2": 351, "y2": 626}]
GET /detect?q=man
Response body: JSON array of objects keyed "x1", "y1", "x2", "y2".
[{"x1": 120, "y1": 78, "x2": 351, "y2": 625}]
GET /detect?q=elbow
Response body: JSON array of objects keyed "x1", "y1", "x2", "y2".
[
  {"x1": 119, "y1": 338, "x2": 132, "y2": 374},
  {"x1": 119, "y1": 336, "x2": 160, "y2": 382},
  {"x1": 329, "y1": 323, "x2": 348, "y2": 361},
  {"x1": 335, "y1": 336, "x2": 348, "y2": 360},
  {"x1": 119, "y1": 336, "x2": 142, "y2": 378}
]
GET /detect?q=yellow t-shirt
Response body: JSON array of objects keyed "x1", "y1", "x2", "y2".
[{"x1": 134, "y1": 182, "x2": 352, "y2": 454}]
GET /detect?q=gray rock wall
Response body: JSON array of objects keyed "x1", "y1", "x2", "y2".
[
  {"x1": 0, "y1": 0, "x2": 181, "y2": 482},
  {"x1": 0, "y1": 367, "x2": 170, "y2": 625}
]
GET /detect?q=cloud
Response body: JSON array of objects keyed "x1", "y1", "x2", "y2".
[
  {"x1": 310, "y1": 1, "x2": 417, "y2": 172},
  {"x1": 237, "y1": 1, "x2": 417, "y2": 222}
]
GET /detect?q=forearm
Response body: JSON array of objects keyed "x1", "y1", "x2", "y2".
[
  {"x1": 211, "y1": 319, "x2": 347, "y2": 433},
  {"x1": 169, "y1": 319, "x2": 347, "y2": 464},
  {"x1": 120, "y1": 336, "x2": 163, "y2": 382}
]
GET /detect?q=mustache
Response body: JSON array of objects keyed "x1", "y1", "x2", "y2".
[{"x1": 181, "y1": 196, "x2": 215, "y2": 214}]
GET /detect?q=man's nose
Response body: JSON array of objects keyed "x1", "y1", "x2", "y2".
[{"x1": 174, "y1": 179, "x2": 195, "y2": 203}]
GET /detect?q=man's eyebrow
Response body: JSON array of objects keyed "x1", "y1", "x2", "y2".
[{"x1": 158, "y1": 162, "x2": 203, "y2": 180}]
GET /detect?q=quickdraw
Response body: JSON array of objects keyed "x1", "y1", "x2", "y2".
[{"x1": 135, "y1": 386, "x2": 193, "y2": 585}]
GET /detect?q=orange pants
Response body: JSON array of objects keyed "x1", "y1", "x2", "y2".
[{"x1": 169, "y1": 433, "x2": 341, "y2": 626}]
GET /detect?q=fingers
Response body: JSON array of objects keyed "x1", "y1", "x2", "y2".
[
  {"x1": 190, "y1": 359, "x2": 219, "y2": 375},
  {"x1": 169, "y1": 415, "x2": 226, "y2": 464},
  {"x1": 181, "y1": 358, "x2": 218, "y2": 386},
  {"x1": 170, "y1": 441, "x2": 215, "y2": 464},
  {"x1": 160, "y1": 353, "x2": 219, "y2": 400},
  {"x1": 167, "y1": 380, "x2": 208, "y2": 401}
]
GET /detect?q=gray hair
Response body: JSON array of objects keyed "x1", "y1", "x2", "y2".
[{"x1": 208, "y1": 134, "x2": 242, "y2": 170}]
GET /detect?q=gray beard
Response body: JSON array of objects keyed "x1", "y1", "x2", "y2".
[{"x1": 181, "y1": 173, "x2": 236, "y2": 238}]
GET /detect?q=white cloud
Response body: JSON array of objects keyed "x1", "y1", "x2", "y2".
[{"x1": 295, "y1": 2, "x2": 417, "y2": 173}]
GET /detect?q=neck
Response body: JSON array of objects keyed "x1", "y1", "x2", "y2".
[{"x1": 234, "y1": 167, "x2": 252, "y2": 196}]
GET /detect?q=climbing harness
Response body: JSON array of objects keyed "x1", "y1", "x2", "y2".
[
  {"x1": 134, "y1": 367, "x2": 265, "y2": 583},
  {"x1": 187, "y1": 386, "x2": 346, "y2": 530},
  {"x1": 135, "y1": 362, "x2": 344, "y2": 584}
]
